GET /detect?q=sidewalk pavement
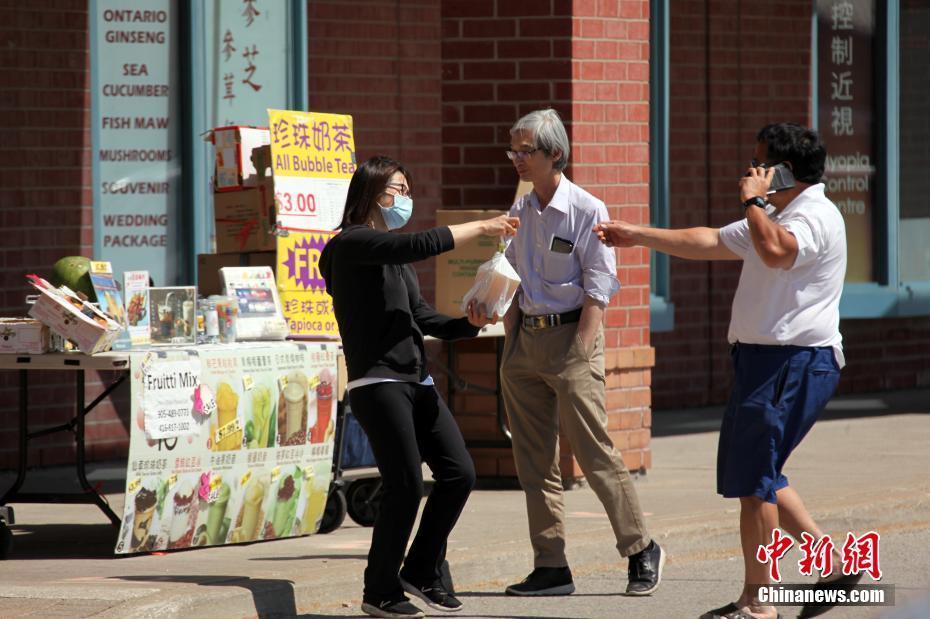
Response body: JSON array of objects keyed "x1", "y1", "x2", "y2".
[{"x1": 1, "y1": 388, "x2": 929, "y2": 619}]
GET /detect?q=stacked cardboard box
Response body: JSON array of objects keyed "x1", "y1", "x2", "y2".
[{"x1": 202, "y1": 127, "x2": 278, "y2": 296}]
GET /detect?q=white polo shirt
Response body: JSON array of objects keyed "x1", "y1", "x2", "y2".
[{"x1": 719, "y1": 183, "x2": 847, "y2": 366}]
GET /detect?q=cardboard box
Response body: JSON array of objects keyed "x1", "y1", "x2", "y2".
[
  {"x1": 435, "y1": 210, "x2": 507, "y2": 317},
  {"x1": 211, "y1": 126, "x2": 271, "y2": 191},
  {"x1": 28, "y1": 287, "x2": 123, "y2": 355},
  {"x1": 214, "y1": 178, "x2": 276, "y2": 253},
  {"x1": 0, "y1": 318, "x2": 50, "y2": 354},
  {"x1": 198, "y1": 252, "x2": 276, "y2": 297}
]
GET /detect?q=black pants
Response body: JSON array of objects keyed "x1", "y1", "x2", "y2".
[{"x1": 349, "y1": 381, "x2": 476, "y2": 603}]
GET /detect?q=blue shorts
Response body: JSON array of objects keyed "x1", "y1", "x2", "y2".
[{"x1": 717, "y1": 343, "x2": 840, "y2": 503}]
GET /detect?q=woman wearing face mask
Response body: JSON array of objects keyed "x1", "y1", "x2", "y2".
[{"x1": 320, "y1": 156, "x2": 519, "y2": 619}]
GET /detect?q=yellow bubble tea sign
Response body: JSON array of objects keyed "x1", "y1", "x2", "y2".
[
  {"x1": 277, "y1": 230, "x2": 338, "y2": 339},
  {"x1": 267, "y1": 109, "x2": 356, "y2": 232}
]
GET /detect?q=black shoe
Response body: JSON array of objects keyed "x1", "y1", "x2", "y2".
[
  {"x1": 625, "y1": 540, "x2": 665, "y2": 596},
  {"x1": 361, "y1": 597, "x2": 425, "y2": 618},
  {"x1": 505, "y1": 566, "x2": 575, "y2": 596},
  {"x1": 400, "y1": 576, "x2": 463, "y2": 612},
  {"x1": 798, "y1": 571, "x2": 865, "y2": 618}
]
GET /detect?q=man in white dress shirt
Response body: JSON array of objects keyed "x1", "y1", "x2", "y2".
[{"x1": 500, "y1": 109, "x2": 664, "y2": 599}]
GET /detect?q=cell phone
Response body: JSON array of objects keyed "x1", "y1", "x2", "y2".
[
  {"x1": 766, "y1": 163, "x2": 796, "y2": 194},
  {"x1": 550, "y1": 236, "x2": 574, "y2": 254}
]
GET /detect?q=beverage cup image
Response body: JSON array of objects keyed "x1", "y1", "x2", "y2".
[
  {"x1": 240, "y1": 478, "x2": 267, "y2": 541},
  {"x1": 249, "y1": 385, "x2": 274, "y2": 449},
  {"x1": 300, "y1": 468, "x2": 327, "y2": 534},
  {"x1": 158, "y1": 303, "x2": 174, "y2": 339},
  {"x1": 206, "y1": 482, "x2": 231, "y2": 545},
  {"x1": 215, "y1": 297, "x2": 239, "y2": 343},
  {"x1": 182, "y1": 299, "x2": 194, "y2": 336},
  {"x1": 310, "y1": 379, "x2": 334, "y2": 444},
  {"x1": 271, "y1": 474, "x2": 300, "y2": 538},
  {"x1": 130, "y1": 486, "x2": 158, "y2": 551},
  {"x1": 212, "y1": 382, "x2": 243, "y2": 451},
  {"x1": 281, "y1": 372, "x2": 308, "y2": 444},
  {"x1": 168, "y1": 479, "x2": 197, "y2": 549}
]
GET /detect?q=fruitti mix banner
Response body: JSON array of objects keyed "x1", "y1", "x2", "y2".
[{"x1": 115, "y1": 342, "x2": 338, "y2": 554}]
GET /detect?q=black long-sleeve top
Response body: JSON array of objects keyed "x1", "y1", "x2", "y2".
[{"x1": 319, "y1": 224, "x2": 480, "y2": 383}]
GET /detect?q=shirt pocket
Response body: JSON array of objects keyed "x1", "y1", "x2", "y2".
[{"x1": 542, "y1": 249, "x2": 577, "y2": 283}]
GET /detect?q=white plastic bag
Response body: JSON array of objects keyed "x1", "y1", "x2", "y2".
[{"x1": 460, "y1": 250, "x2": 521, "y2": 318}]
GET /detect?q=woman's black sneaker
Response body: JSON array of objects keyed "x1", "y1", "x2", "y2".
[
  {"x1": 505, "y1": 566, "x2": 575, "y2": 596},
  {"x1": 360, "y1": 597, "x2": 425, "y2": 618},
  {"x1": 400, "y1": 576, "x2": 463, "y2": 612}
]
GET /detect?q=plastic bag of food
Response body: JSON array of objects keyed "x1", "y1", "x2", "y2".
[{"x1": 460, "y1": 248, "x2": 521, "y2": 318}]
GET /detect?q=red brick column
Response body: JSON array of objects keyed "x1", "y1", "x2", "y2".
[{"x1": 440, "y1": 0, "x2": 653, "y2": 480}]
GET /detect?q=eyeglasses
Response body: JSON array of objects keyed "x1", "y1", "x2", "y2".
[
  {"x1": 505, "y1": 148, "x2": 540, "y2": 161},
  {"x1": 384, "y1": 182, "x2": 411, "y2": 198}
]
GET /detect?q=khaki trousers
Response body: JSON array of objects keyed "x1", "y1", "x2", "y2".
[{"x1": 500, "y1": 322, "x2": 650, "y2": 566}]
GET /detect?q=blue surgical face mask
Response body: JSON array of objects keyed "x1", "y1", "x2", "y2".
[{"x1": 381, "y1": 194, "x2": 413, "y2": 230}]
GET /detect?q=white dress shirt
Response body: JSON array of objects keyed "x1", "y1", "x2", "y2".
[
  {"x1": 505, "y1": 175, "x2": 620, "y2": 315},
  {"x1": 719, "y1": 183, "x2": 847, "y2": 366}
]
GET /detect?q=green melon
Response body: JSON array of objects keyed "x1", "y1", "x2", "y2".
[{"x1": 50, "y1": 256, "x2": 97, "y2": 301}]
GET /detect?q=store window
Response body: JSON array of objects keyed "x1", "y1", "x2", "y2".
[
  {"x1": 898, "y1": 1, "x2": 930, "y2": 283},
  {"x1": 91, "y1": 1, "x2": 307, "y2": 286},
  {"x1": 816, "y1": 0, "x2": 876, "y2": 284},
  {"x1": 816, "y1": 0, "x2": 930, "y2": 316}
]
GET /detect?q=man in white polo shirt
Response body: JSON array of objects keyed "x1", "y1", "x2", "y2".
[{"x1": 595, "y1": 123, "x2": 851, "y2": 619}]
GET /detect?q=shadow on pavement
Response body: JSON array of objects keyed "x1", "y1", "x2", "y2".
[
  {"x1": 115, "y1": 574, "x2": 302, "y2": 617},
  {"x1": 8, "y1": 522, "x2": 115, "y2": 559},
  {"x1": 652, "y1": 387, "x2": 930, "y2": 438}
]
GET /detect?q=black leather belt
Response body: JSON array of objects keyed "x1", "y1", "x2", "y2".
[{"x1": 522, "y1": 308, "x2": 582, "y2": 330}]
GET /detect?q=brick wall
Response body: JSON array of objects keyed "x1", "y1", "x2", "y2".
[
  {"x1": 440, "y1": 0, "x2": 654, "y2": 479},
  {"x1": 0, "y1": 4, "x2": 130, "y2": 470},
  {"x1": 309, "y1": 0, "x2": 443, "y2": 300}
]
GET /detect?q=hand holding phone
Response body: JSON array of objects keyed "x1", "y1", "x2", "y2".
[
  {"x1": 740, "y1": 161, "x2": 795, "y2": 204},
  {"x1": 765, "y1": 163, "x2": 796, "y2": 194}
]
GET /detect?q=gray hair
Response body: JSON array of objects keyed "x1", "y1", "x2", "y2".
[{"x1": 510, "y1": 108, "x2": 570, "y2": 171}]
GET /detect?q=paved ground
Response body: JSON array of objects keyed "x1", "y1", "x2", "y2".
[{"x1": 1, "y1": 388, "x2": 929, "y2": 618}]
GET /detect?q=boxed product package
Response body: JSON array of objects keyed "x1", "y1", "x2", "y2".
[
  {"x1": 434, "y1": 210, "x2": 506, "y2": 317},
  {"x1": 210, "y1": 126, "x2": 271, "y2": 191},
  {"x1": 27, "y1": 279, "x2": 123, "y2": 355},
  {"x1": 198, "y1": 252, "x2": 276, "y2": 297},
  {"x1": 220, "y1": 266, "x2": 288, "y2": 340},
  {"x1": 214, "y1": 177, "x2": 277, "y2": 253},
  {"x1": 0, "y1": 318, "x2": 50, "y2": 354}
]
